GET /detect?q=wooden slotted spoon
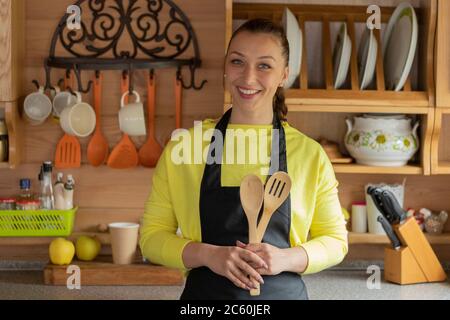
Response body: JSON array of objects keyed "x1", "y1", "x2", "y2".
[
  {"x1": 257, "y1": 172, "x2": 292, "y2": 243},
  {"x1": 240, "y1": 175, "x2": 265, "y2": 296},
  {"x1": 55, "y1": 71, "x2": 81, "y2": 169},
  {"x1": 87, "y1": 72, "x2": 109, "y2": 166},
  {"x1": 138, "y1": 71, "x2": 162, "y2": 168},
  {"x1": 107, "y1": 74, "x2": 139, "y2": 169}
]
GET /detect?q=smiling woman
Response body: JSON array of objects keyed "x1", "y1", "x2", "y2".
[{"x1": 139, "y1": 19, "x2": 348, "y2": 301}]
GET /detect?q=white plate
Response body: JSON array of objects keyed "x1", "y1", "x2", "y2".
[
  {"x1": 383, "y1": 3, "x2": 418, "y2": 91},
  {"x1": 282, "y1": 7, "x2": 302, "y2": 89},
  {"x1": 333, "y1": 23, "x2": 352, "y2": 89},
  {"x1": 358, "y1": 28, "x2": 378, "y2": 90}
]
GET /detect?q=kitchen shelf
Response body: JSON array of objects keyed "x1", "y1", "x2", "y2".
[
  {"x1": 349, "y1": 232, "x2": 450, "y2": 245},
  {"x1": 226, "y1": 2, "x2": 437, "y2": 109},
  {"x1": 287, "y1": 103, "x2": 430, "y2": 115},
  {"x1": 333, "y1": 164, "x2": 423, "y2": 175}
]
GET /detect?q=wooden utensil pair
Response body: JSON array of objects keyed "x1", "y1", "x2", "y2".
[{"x1": 240, "y1": 172, "x2": 292, "y2": 296}]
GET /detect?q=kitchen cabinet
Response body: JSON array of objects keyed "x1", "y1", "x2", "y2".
[
  {"x1": 435, "y1": 0, "x2": 450, "y2": 108},
  {"x1": 225, "y1": 0, "x2": 437, "y2": 176},
  {"x1": 431, "y1": 1, "x2": 450, "y2": 174},
  {"x1": 0, "y1": 0, "x2": 25, "y2": 102},
  {"x1": 0, "y1": 0, "x2": 24, "y2": 169}
]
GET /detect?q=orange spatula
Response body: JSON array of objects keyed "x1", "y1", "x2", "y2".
[
  {"x1": 138, "y1": 71, "x2": 162, "y2": 168},
  {"x1": 55, "y1": 71, "x2": 81, "y2": 169},
  {"x1": 107, "y1": 74, "x2": 139, "y2": 169},
  {"x1": 165, "y1": 74, "x2": 183, "y2": 145}
]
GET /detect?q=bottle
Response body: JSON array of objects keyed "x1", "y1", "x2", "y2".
[
  {"x1": 64, "y1": 175, "x2": 75, "y2": 210},
  {"x1": 54, "y1": 173, "x2": 65, "y2": 210},
  {"x1": 17, "y1": 179, "x2": 33, "y2": 201},
  {"x1": 40, "y1": 161, "x2": 55, "y2": 210}
]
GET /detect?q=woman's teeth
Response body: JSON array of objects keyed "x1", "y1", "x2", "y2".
[{"x1": 238, "y1": 87, "x2": 261, "y2": 96}]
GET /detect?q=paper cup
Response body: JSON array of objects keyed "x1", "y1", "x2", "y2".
[
  {"x1": 119, "y1": 91, "x2": 147, "y2": 136},
  {"x1": 23, "y1": 87, "x2": 53, "y2": 125},
  {"x1": 108, "y1": 222, "x2": 140, "y2": 265}
]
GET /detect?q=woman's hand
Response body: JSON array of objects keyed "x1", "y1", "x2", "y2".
[
  {"x1": 183, "y1": 242, "x2": 268, "y2": 290},
  {"x1": 236, "y1": 241, "x2": 309, "y2": 275},
  {"x1": 205, "y1": 245, "x2": 268, "y2": 290}
]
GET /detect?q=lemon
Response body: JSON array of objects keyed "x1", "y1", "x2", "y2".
[
  {"x1": 76, "y1": 236, "x2": 101, "y2": 261},
  {"x1": 49, "y1": 238, "x2": 75, "y2": 265}
]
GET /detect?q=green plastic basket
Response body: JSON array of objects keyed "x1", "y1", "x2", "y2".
[{"x1": 0, "y1": 207, "x2": 77, "y2": 237}]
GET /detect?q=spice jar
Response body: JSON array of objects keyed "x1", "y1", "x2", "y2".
[
  {"x1": 16, "y1": 200, "x2": 41, "y2": 211},
  {"x1": 0, "y1": 198, "x2": 16, "y2": 210},
  {"x1": 0, "y1": 120, "x2": 8, "y2": 162},
  {"x1": 424, "y1": 211, "x2": 448, "y2": 235}
]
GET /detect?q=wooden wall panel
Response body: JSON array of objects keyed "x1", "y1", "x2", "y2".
[{"x1": 0, "y1": 0, "x2": 226, "y2": 237}]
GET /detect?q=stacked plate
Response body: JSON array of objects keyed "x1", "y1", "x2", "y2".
[
  {"x1": 383, "y1": 2, "x2": 418, "y2": 91},
  {"x1": 282, "y1": 7, "x2": 302, "y2": 89}
]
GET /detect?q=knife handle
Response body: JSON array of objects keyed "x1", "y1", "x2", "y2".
[{"x1": 377, "y1": 216, "x2": 402, "y2": 250}]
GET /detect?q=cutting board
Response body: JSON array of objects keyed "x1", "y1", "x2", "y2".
[{"x1": 44, "y1": 256, "x2": 184, "y2": 286}]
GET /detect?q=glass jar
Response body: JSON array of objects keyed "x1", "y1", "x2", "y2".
[
  {"x1": 0, "y1": 198, "x2": 16, "y2": 210},
  {"x1": 16, "y1": 200, "x2": 41, "y2": 211},
  {"x1": 424, "y1": 215, "x2": 445, "y2": 235}
]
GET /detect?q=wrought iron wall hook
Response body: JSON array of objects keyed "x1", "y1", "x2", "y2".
[
  {"x1": 72, "y1": 65, "x2": 93, "y2": 93},
  {"x1": 177, "y1": 63, "x2": 207, "y2": 90},
  {"x1": 32, "y1": 80, "x2": 41, "y2": 90}
]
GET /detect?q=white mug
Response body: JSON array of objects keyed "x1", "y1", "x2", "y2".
[
  {"x1": 119, "y1": 91, "x2": 146, "y2": 137},
  {"x1": 23, "y1": 86, "x2": 53, "y2": 125},
  {"x1": 52, "y1": 86, "x2": 78, "y2": 119},
  {"x1": 60, "y1": 92, "x2": 96, "y2": 138}
]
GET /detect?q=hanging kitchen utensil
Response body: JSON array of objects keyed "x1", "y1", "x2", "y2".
[
  {"x1": 107, "y1": 73, "x2": 139, "y2": 169},
  {"x1": 138, "y1": 71, "x2": 163, "y2": 168},
  {"x1": 165, "y1": 73, "x2": 183, "y2": 145},
  {"x1": 55, "y1": 71, "x2": 81, "y2": 169},
  {"x1": 240, "y1": 174, "x2": 265, "y2": 297},
  {"x1": 87, "y1": 72, "x2": 109, "y2": 167},
  {"x1": 256, "y1": 172, "x2": 292, "y2": 243}
]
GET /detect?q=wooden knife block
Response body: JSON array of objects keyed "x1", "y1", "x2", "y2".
[{"x1": 384, "y1": 217, "x2": 447, "y2": 285}]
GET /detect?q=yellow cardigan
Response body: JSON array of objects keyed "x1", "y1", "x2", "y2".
[{"x1": 139, "y1": 119, "x2": 348, "y2": 275}]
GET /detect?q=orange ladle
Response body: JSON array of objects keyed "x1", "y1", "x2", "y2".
[
  {"x1": 139, "y1": 71, "x2": 162, "y2": 168},
  {"x1": 87, "y1": 72, "x2": 109, "y2": 167},
  {"x1": 107, "y1": 74, "x2": 139, "y2": 169}
]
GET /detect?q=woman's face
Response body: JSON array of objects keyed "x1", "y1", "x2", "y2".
[{"x1": 225, "y1": 31, "x2": 289, "y2": 114}]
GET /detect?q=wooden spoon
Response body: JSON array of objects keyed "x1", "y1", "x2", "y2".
[
  {"x1": 257, "y1": 172, "x2": 292, "y2": 243},
  {"x1": 240, "y1": 175, "x2": 264, "y2": 246},
  {"x1": 240, "y1": 174, "x2": 264, "y2": 297},
  {"x1": 138, "y1": 71, "x2": 162, "y2": 168},
  {"x1": 87, "y1": 72, "x2": 109, "y2": 167},
  {"x1": 107, "y1": 74, "x2": 139, "y2": 169}
]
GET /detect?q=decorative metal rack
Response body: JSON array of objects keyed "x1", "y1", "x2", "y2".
[{"x1": 33, "y1": 0, "x2": 207, "y2": 93}]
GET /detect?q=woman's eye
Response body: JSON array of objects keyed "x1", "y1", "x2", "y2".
[
  {"x1": 259, "y1": 63, "x2": 272, "y2": 70},
  {"x1": 231, "y1": 59, "x2": 243, "y2": 65}
]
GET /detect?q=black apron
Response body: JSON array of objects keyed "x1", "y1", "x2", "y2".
[{"x1": 180, "y1": 109, "x2": 308, "y2": 300}]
